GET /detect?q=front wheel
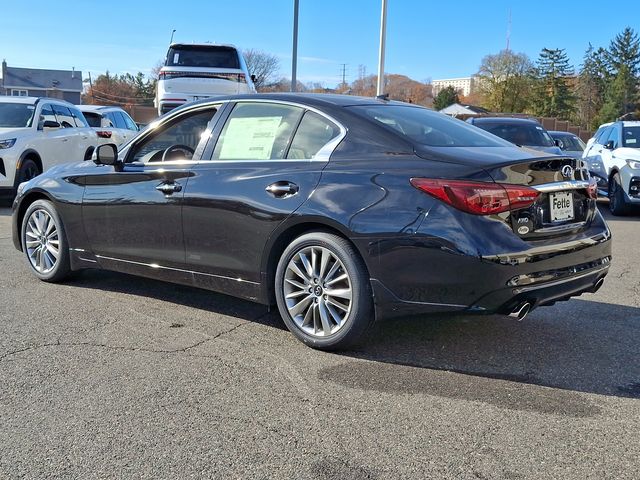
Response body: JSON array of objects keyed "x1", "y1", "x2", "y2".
[
  {"x1": 16, "y1": 158, "x2": 40, "y2": 186},
  {"x1": 609, "y1": 173, "x2": 631, "y2": 216},
  {"x1": 21, "y1": 199, "x2": 71, "y2": 282},
  {"x1": 275, "y1": 232, "x2": 374, "y2": 350}
]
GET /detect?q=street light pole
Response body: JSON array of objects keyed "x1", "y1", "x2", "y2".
[
  {"x1": 376, "y1": 0, "x2": 387, "y2": 97},
  {"x1": 291, "y1": 0, "x2": 299, "y2": 92},
  {"x1": 170, "y1": 29, "x2": 176, "y2": 45}
]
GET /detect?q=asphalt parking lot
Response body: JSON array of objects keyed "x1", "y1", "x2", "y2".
[{"x1": 0, "y1": 202, "x2": 638, "y2": 479}]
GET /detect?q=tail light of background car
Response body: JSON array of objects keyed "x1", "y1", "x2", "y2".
[
  {"x1": 159, "y1": 71, "x2": 246, "y2": 82},
  {"x1": 96, "y1": 130, "x2": 112, "y2": 139},
  {"x1": 410, "y1": 178, "x2": 540, "y2": 215}
]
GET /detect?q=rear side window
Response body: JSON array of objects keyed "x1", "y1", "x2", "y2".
[
  {"x1": 212, "y1": 103, "x2": 303, "y2": 160},
  {"x1": 83, "y1": 112, "x2": 103, "y2": 128},
  {"x1": 52, "y1": 104, "x2": 75, "y2": 128},
  {"x1": 166, "y1": 46, "x2": 240, "y2": 69},
  {"x1": 351, "y1": 105, "x2": 509, "y2": 147},
  {"x1": 287, "y1": 111, "x2": 341, "y2": 159}
]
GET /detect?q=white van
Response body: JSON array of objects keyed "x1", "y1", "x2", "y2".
[{"x1": 155, "y1": 43, "x2": 256, "y2": 115}]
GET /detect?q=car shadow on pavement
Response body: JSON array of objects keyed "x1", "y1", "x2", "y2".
[{"x1": 339, "y1": 299, "x2": 640, "y2": 402}]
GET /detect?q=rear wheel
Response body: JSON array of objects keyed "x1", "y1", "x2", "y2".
[
  {"x1": 275, "y1": 232, "x2": 374, "y2": 350},
  {"x1": 609, "y1": 173, "x2": 631, "y2": 216},
  {"x1": 21, "y1": 199, "x2": 71, "y2": 282}
]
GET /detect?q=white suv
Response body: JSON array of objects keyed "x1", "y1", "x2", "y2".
[
  {"x1": 583, "y1": 120, "x2": 640, "y2": 215},
  {"x1": 77, "y1": 105, "x2": 139, "y2": 146},
  {"x1": 0, "y1": 96, "x2": 97, "y2": 197},
  {"x1": 155, "y1": 43, "x2": 255, "y2": 115}
]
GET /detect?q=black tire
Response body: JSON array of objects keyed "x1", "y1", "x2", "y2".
[
  {"x1": 275, "y1": 231, "x2": 374, "y2": 350},
  {"x1": 15, "y1": 158, "x2": 40, "y2": 186},
  {"x1": 609, "y1": 173, "x2": 631, "y2": 216},
  {"x1": 21, "y1": 199, "x2": 71, "y2": 282}
]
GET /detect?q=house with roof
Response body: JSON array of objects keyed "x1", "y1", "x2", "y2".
[{"x1": 1, "y1": 60, "x2": 83, "y2": 104}]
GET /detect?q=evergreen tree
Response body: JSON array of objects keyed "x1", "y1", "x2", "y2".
[
  {"x1": 433, "y1": 85, "x2": 459, "y2": 110},
  {"x1": 605, "y1": 27, "x2": 640, "y2": 115},
  {"x1": 532, "y1": 48, "x2": 575, "y2": 119},
  {"x1": 598, "y1": 65, "x2": 634, "y2": 123},
  {"x1": 576, "y1": 44, "x2": 608, "y2": 129}
]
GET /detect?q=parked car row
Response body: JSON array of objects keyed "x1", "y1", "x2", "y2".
[{"x1": 11, "y1": 94, "x2": 610, "y2": 350}]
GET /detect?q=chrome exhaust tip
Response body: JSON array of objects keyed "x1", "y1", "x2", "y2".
[
  {"x1": 508, "y1": 302, "x2": 532, "y2": 321},
  {"x1": 591, "y1": 278, "x2": 605, "y2": 293}
]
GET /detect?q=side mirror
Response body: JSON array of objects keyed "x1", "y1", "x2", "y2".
[
  {"x1": 94, "y1": 144, "x2": 119, "y2": 166},
  {"x1": 41, "y1": 120, "x2": 60, "y2": 130},
  {"x1": 250, "y1": 74, "x2": 257, "y2": 83},
  {"x1": 604, "y1": 140, "x2": 615, "y2": 150},
  {"x1": 554, "y1": 139, "x2": 562, "y2": 148}
]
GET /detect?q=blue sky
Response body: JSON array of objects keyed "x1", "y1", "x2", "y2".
[{"x1": 1, "y1": 0, "x2": 639, "y2": 87}]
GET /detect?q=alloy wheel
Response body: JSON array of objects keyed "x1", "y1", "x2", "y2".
[
  {"x1": 24, "y1": 209, "x2": 60, "y2": 273},
  {"x1": 283, "y1": 246, "x2": 353, "y2": 337}
]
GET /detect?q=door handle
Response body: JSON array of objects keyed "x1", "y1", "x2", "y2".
[
  {"x1": 156, "y1": 182, "x2": 183, "y2": 195},
  {"x1": 62, "y1": 138, "x2": 69, "y2": 142},
  {"x1": 266, "y1": 181, "x2": 299, "y2": 198}
]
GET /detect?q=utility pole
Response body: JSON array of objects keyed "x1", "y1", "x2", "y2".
[
  {"x1": 291, "y1": 0, "x2": 299, "y2": 92},
  {"x1": 376, "y1": 0, "x2": 388, "y2": 97},
  {"x1": 506, "y1": 9, "x2": 511, "y2": 51},
  {"x1": 340, "y1": 64, "x2": 347, "y2": 87}
]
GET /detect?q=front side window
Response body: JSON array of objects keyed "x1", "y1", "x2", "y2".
[
  {"x1": 351, "y1": 105, "x2": 510, "y2": 147},
  {"x1": 287, "y1": 111, "x2": 341, "y2": 159},
  {"x1": 606, "y1": 125, "x2": 620, "y2": 148},
  {"x1": 622, "y1": 126, "x2": 640, "y2": 148},
  {"x1": 52, "y1": 104, "x2": 75, "y2": 128},
  {"x1": 128, "y1": 108, "x2": 218, "y2": 163},
  {"x1": 109, "y1": 111, "x2": 127, "y2": 129},
  {"x1": 595, "y1": 126, "x2": 611, "y2": 145},
  {"x1": 0, "y1": 102, "x2": 35, "y2": 128},
  {"x1": 121, "y1": 111, "x2": 138, "y2": 131},
  {"x1": 39, "y1": 104, "x2": 57, "y2": 126},
  {"x1": 212, "y1": 103, "x2": 303, "y2": 161}
]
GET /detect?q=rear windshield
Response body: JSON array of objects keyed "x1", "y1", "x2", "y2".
[
  {"x1": 0, "y1": 102, "x2": 35, "y2": 128},
  {"x1": 350, "y1": 105, "x2": 510, "y2": 147},
  {"x1": 83, "y1": 111, "x2": 103, "y2": 128},
  {"x1": 622, "y1": 126, "x2": 640, "y2": 147},
  {"x1": 478, "y1": 122, "x2": 555, "y2": 147},
  {"x1": 166, "y1": 46, "x2": 240, "y2": 69},
  {"x1": 554, "y1": 134, "x2": 585, "y2": 152}
]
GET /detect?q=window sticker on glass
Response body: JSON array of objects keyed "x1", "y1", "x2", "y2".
[
  {"x1": 627, "y1": 139, "x2": 637, "y2": 144},
  {"x1": 173, "y1": 53, "x2": 179, "y2": 63},
  {"x1": 219, "y1": 116, "x2": 283, "y2": 159}
]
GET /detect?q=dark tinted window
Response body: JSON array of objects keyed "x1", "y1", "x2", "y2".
[
  {"x1": 287, "y1": 111, "x2": 341, "y2": 159},
  {"x1": 0, "y1": 103, "x2": 35, "y2": 128},
  {"x1": 52, "y1": 104, "x2": 75, "y2": 128},
  {"x1": 69, "y1": 107, "x2": 88, "y2": 128},
  {"x1": 622, "y1": 126, "x2": 640, "y2": 148},
  {"x1": 83, "y1": 112, "x2": 103, "y2": 128},
  {"x1": 553, "y1": 134, "x2": 585, "y2": 152},
  {"x1": 352, "y1": 105, "x2": 509, "y2": 147},
  {"x1": 166, "y1": 46, "x2": 240, "y2": 69},
  {"x1": 213, "y1": 103, "x2": 303, "y2": 160},
  {"x1": 478, "y1": 122, "x2": 555, "y2": 147}
]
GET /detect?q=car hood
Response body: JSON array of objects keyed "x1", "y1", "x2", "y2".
[
  {"x1": 614, "y1": 147, "x2": 640, "y2": 160},
  {"x1": 0, "y1": 127, "x2": 27, "y2": 137}
]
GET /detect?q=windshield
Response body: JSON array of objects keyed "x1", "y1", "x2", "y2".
[
  {"x1": 478, "y1": 122, "x2": 555, "y2": 147},
  {"x1": 350, "y1": 105, "x2": 510, "y2": 147},
  {"x1": 555, "y1": 134, "x2": 586, "y2": 152},
  {"x1": 0, "y1": 102, "x2": 35, "y2": 128},
  {"x1": 166, "y1": 46, "x2": 240, "y2": 69},
  {"x1": 622, "y1": 126, "x2": 640, "y2": 148}
]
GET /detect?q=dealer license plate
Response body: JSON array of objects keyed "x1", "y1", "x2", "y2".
[{"x1": 549, "y1": 191, "x2": 574, "y2": 222}]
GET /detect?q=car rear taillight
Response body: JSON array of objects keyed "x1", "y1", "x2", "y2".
[
  {"x1": 410, "y1": 178, "x2": 540, "y2": 215},
  {"x1": 587, "y1": 177, "x2": 598, "y2": 199},
  {"x1": 97, "y1": 130, "x2": 112, "y2": 138}
]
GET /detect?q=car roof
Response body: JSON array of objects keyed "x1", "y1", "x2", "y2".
[
  {"x1": 185, "y1": 92, "x2": 412, "y2": 111},
  {"x1": 548, "y1": 131, "x2": 577, "y2": 137},
  {"x1": 0, "y1": 95, "x2": 77, "y2": 107},
  {"x1": 471, "y1": 116, "x2": 541, "y2": 125},
  {"x1": 77, "y1": 105, "x2": 123, "y2": 113},
  {"x1": 169, "y1": 42, "x2": 238, "y2": 50}
]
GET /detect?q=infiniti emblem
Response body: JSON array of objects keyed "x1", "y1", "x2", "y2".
[{"x1": 561, "y1": 165, "x2": 574, "y2": 178}]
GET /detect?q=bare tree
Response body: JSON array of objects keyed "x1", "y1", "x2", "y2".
[{"x1": 243, "y1": 49, "x2": 280, "y2": 91}]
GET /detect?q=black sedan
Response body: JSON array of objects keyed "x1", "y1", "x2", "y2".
[{"x1": 12, "y1": 94, "x2": 611, "y2": 350}]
